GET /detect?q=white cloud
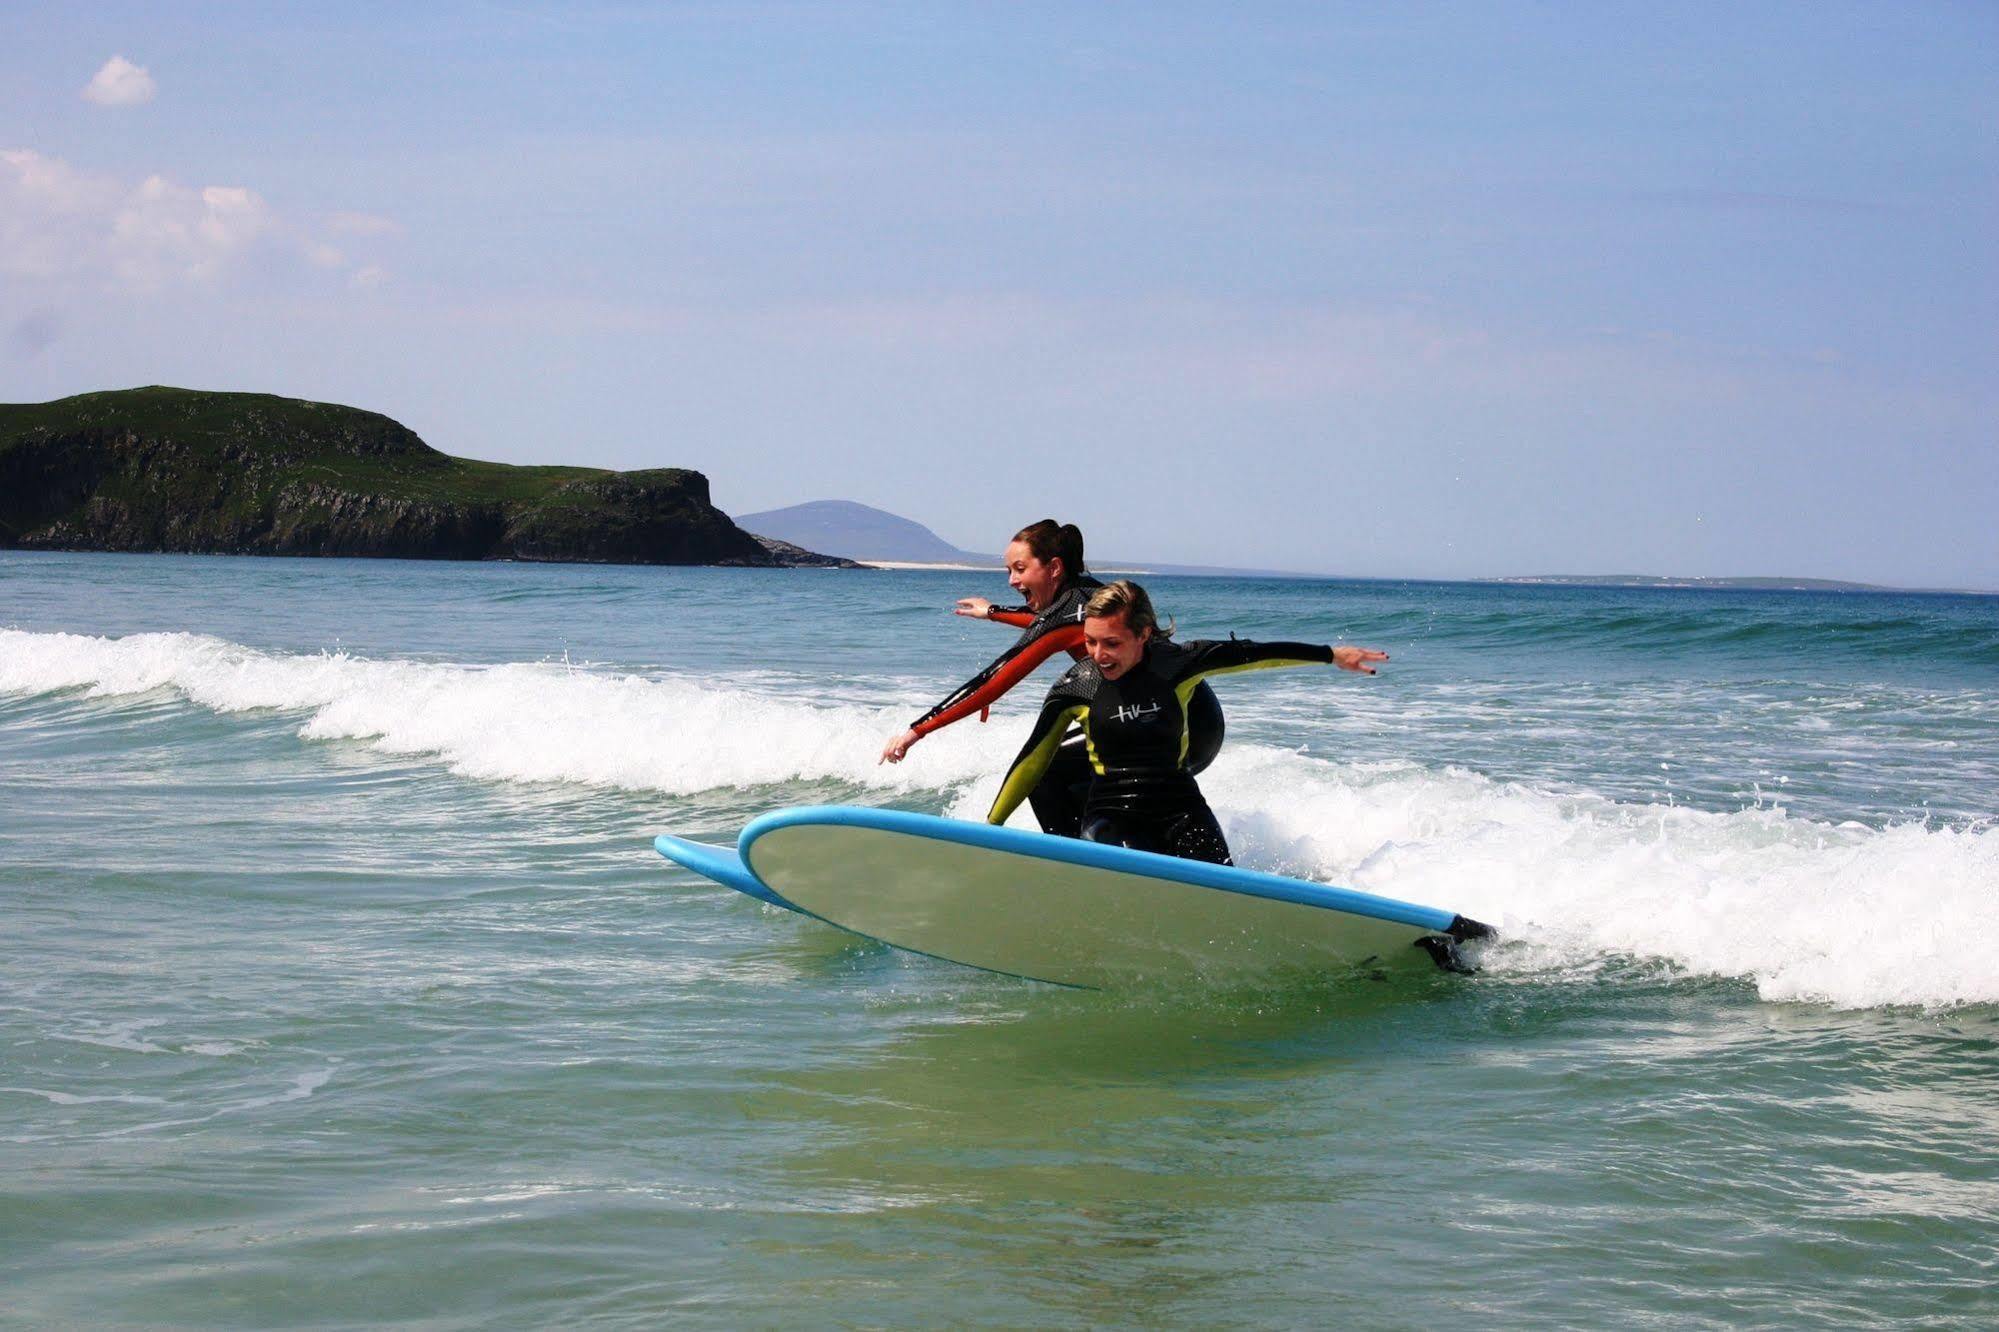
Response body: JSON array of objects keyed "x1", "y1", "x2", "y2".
[
  {"x1": 350, "y1": 265, "x2": 387, "y2": 289},
  {"x1": 0, "y1": 147, "x2": 117, "y2": 213},
  {"x1": 0, "y1": 149, "x2": 122, "y2": 277},
  {"x1": 2, "y1": 147, "x2": 389, "y2": 292},
  {"x1": 83, "y1": 56, "x2": 156, "y2": 107},
  {"x1": 107, "y1": 175, "x2": 274, "y2": 285}
]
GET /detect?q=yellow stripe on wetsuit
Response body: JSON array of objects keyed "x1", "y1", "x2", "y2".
[{"x1": 985, "y1": 703, "x2": 1087, "y2": 825}]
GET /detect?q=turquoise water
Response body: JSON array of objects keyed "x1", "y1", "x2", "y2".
[{"x1": 3, "y1": 551, "x2": 1996, "y2": 1326}]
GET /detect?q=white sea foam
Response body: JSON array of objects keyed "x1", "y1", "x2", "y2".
[
  {"x1": 0, "y1": 628, "x2": 1007, "y2": 793},
  {"x1": 1198, "y1": 751, "x2": 1996, "y2": 1011},
  {"x1": 6, "y1": 628, "x2": 1996, "y2": 1009}
]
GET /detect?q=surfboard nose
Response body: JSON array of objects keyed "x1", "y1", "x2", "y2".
[{"x1": 1415, "y1": 915, "x2": 1497, "y2": 973}]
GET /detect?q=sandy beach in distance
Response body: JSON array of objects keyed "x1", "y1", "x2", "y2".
[
  {"x1": 855, "y1": 559, "x2": 995, "y2": 571},
  {"x1": 858, "y1": 560, "x2": 1156, "y2": 574}
]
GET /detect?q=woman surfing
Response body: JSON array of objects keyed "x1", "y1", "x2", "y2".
[
  {"x1": 987, "y1": 580, "x2": 1387, "y2": 865},
  {"x1": 879, "y1": 521, "x2": 1225, "y2": 837}
]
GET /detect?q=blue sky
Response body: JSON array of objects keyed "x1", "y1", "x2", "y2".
[{"x1": 4, "y1": 2, "x2": 1994, "y2": 584}]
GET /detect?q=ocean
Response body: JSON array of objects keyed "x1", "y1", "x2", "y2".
[{"x1": 3, "y1": 550, "x2": 1995, "y2": 1326}]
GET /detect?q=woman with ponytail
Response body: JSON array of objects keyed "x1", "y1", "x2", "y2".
[{"x1": 880, "y1": 520, "x2": 1226, "y2": 838}]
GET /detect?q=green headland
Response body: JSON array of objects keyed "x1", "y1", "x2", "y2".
[{"x1": 0, "y1": 386, "x2": 845, "y2": 566}]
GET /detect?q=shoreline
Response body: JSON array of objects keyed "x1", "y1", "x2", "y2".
[
  {"x1": 856, "y1": 559, "x2": 1159, "y2": 575},
  {"x1": 854, "y1": 559, "x2": 995, "y2": 571}
]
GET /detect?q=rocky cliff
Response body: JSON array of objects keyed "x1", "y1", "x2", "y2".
[{"x1": 0, "y1": 387, "x2": 837, "y2": 567}]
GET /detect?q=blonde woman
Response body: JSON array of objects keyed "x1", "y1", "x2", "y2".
[{"x1": 988, "y1": 580, "x2": 1386, "y2": 865}]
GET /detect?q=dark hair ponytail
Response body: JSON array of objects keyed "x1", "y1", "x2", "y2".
[{"x1": 1011, "y1": 519, "x2": 1087, "y2": 583}]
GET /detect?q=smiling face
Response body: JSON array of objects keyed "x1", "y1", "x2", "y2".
[
  {"x1": 1004, "y1": 539, "x2": 1066, "y2": 611},
  {"x1": 1083, "y1": 610, "x2": 1150, "y2": 680}
]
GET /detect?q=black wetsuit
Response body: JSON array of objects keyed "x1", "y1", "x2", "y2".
[
  {"x1": 910, "y1": 577, "x2": 1224, "y2": 838},
  {"x1": 988, "y1": 637, "x2": 1337, "y2": 865}
]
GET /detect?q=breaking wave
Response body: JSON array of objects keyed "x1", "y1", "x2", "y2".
[{"x1": 5, "y1": 628, "x2": 1995, "y2": 1009}]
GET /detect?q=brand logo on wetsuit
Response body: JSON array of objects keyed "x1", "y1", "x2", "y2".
[{"x1": 1113, "y1": 701, "x2": 1162, "y2": 724}]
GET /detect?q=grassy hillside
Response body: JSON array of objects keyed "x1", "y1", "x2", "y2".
[{"x1": 0, "y1": 386, "x2": 776, "y2": 565}]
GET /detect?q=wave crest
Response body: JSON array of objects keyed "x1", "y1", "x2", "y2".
[{"x1": 0, "y1": 628, "x2": 1002, "y2": 793}]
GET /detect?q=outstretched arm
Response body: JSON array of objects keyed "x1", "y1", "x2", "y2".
[
  {"x1": 986, "y1": 698, "x2": 1088, "y2": 825},
  {"x1": 880, "y1": 621, "x2": 1088, "y2": 763},
  {"x1": 954, "y1": 596, "x2": 1035, "y2": 628},
  {"x1": 1173, "y1": 639, "x2": 1389, "y2": 688}
]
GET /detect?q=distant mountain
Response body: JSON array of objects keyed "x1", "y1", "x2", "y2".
[
  {"x1": 735, "y1": 498, "x2": 1336, "y2": 577},
  {"x1": 736, "y1": 500, "x2": 988, "y2": 564}
]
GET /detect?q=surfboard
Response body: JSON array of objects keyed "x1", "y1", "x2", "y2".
[{"x1": 654, "y1": 805, "x2": 1492, "y2": 989}]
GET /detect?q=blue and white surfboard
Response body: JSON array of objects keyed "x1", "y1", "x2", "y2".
[{"x1": 654, "y1": 806, "x2": 1492, "y2": 989}]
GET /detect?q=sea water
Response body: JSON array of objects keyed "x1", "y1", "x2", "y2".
[{"x1": 2, "y1": 551, "x2": 1995, "y2": 1326}]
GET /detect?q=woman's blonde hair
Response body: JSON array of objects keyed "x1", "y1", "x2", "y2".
[{"x1": 1083, "y1": 579, "x2": 1173, "y2": 639}]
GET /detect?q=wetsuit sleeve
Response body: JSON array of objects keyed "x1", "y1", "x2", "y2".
[
  {"x1": 1171, "y1": 639, "x2": 1335, "y2": 687},
  {"x1": 986, "y1": 608, "x2": 1036, "y2": 628},
  {"x1": 909, "y1": 621, "x2": 1088, "y2": 737},
  {"x1": 986, "y1": 697, "x2": 1089, "y2": 825}
]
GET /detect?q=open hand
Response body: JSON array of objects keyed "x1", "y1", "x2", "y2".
[
  {"x1": 880, "y1": 728, "x2": 920, "y2": 764},
  {"x1": 1332, "y1": 646, "x2": 1389, "y2": 675},
  {"x1": 954, "y1": 597, "x2": 994, "y2": 619}
]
